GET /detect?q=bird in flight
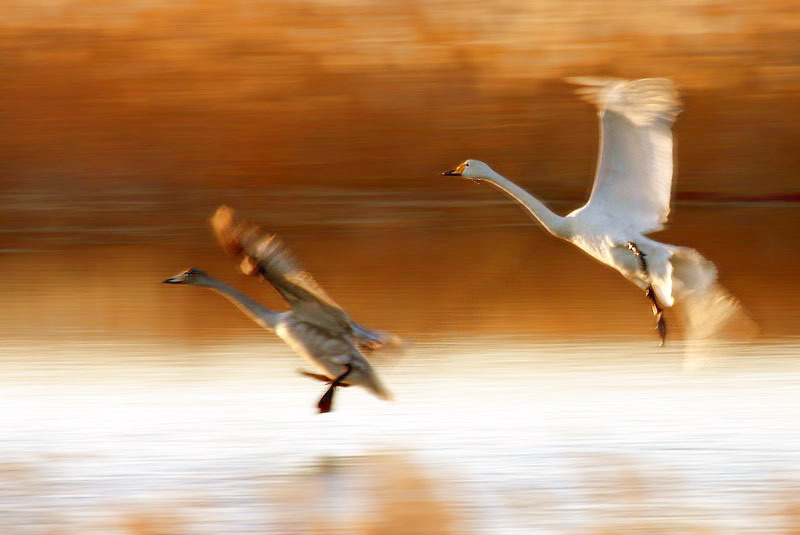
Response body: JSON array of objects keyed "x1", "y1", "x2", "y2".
[
  {"x1": 163, "y1": 206, "x2": 395, "y2": 412},
  {"x1": 443, "y1": 77, "x2": 749, "y2": 345}
]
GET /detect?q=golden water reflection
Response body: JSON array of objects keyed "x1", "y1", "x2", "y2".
[
  {"x1": 1, "y1": 194, "x2": 797, "y2": 344},
  {"x1": 0, "y1": 192, "x2": 798, "y2": 534}
]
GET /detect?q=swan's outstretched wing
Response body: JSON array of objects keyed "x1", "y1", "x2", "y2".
[
  {"x1": 569, "y1": 77, "x2": 682, "y2": 233},
  {"x1": 211, "y1": 205, "x2": 353, "y2": 333}
]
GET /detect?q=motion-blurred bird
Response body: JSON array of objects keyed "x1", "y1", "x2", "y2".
[
  {"x1": 163, "y1": 206, "x2": 395, "y2": 413},
  {"x1": 443, "y1": 77, "x2": 748, "y2": 345}
]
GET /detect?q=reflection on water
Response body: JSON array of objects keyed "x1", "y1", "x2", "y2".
[
  {"x1": 1, "y1": 191, "x2": 797, "y2": 342},
  {"x1": 0, "y1": 191, "x2": 798, "y2": 533}
]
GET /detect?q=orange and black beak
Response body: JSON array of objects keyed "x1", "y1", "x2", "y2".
[
  {"x1": 441, "y1": 169, "x2": 461, "y2": 176},
  {"x1": 162, "y1": 268, "x2": 194, "y2": 284}
]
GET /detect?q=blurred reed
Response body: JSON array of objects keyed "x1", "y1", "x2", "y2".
[{"x1": 62, "y1": 455, "x2": 800, "y2": 534}]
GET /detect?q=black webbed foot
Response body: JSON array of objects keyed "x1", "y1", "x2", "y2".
[
  {"x1": 316, "y1": 364, "x2": 352, "y2": 414},
  {"x1": 655, "y1": 311, "x2": 667, "y2": 347},
  {"x1": 646, "y1": 286, "x2": 667, "y2": 347},
  {"x1": 318, "y1": 385, "x2": 336, "y2": 414}
]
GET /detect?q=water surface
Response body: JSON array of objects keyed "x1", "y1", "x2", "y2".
[{"x1": 0, "y1": 192, "x2": 798, "y2": 533}]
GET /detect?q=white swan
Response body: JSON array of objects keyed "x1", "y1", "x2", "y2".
[
  {"x1": 443, "y1": 77, "x2": 747, "y2": 345},
  {"x1": 163, "y1": 206, "x2": 394, "y2": 413}
]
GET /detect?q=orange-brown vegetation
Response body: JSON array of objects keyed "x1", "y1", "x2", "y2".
[
  {"x1": 1, "y1": 0, "x2": 798, "y2": 199},
  {"x1": 108, "y1": 455, "x2": 800, "y2": 535}
]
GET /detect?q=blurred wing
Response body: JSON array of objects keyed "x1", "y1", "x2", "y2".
[
  {"x1": 569, "y1": 77, "x2": 682, "y2": 233},
  {"x1": 211, "y1": 205, "x2": 352, "y2": 332},
  {"x1": 679, "y1": 282, "x2": 758, "y2": 342},
  {"x1": 350, "y1": 321, "x2": 405, "y2": 352}
]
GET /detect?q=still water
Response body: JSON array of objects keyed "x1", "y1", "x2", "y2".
[{"x1": 0, "y1": 190, "x2": 798, "y2": 533}]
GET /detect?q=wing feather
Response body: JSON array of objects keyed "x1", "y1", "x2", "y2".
[
  {"x1": 568, "y1": 77, "x2": 682, "y2": 233},
  {"x1": 211, "y1": 205, "x2": 352, "y2": 332}
]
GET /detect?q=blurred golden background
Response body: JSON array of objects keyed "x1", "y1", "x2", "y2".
[
  {"x1": 1, "y1": 0, "x2": 798, "y2": 199},
  {"x1": 1, "y1": 1, "x2": 799, "y2": 534}
]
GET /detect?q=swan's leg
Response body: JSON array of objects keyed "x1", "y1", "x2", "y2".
[
  {"x1": 317, "y1": 364, "x2": 352, "y2": 414},
  {"x1": 627, "y1": 242, "x2": 667, "y2": 346},
  {"x1": 626, "y1": 242, "x2": 648, "y2": 274},
  {"x1": 645, "y1": 286, "x2": 667, "y2": 347},
  {"x1": 299, "y1": 369, "x2": 352, "y2": 386},
  {"x1": 298, "y1": 370, "x2": 332, "y2": 383}
]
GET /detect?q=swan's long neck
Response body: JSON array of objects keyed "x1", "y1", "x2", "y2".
[
  {"x1": 480, "y1": 171, "x2": 567, "y2": 237},
  {"x1": 203, "y1": 277, "x2": 279, "y2": 330}
]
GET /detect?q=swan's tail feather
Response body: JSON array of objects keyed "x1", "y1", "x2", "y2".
[
  {"x1": 670, "y1": 247, "x2": 758, "y2": 342},
  {"x1": 348, "y1": 361, "x2": 394, "y2": 402},
  {"x1": 670, "y1": 247, "x2": 717, "y2": 299},
  {"x1": 678, "y1": 282, "x2": 758, "y2": 341},
  {"x1": 363, "y1": 373, "x2": 394, "y2": 402}
]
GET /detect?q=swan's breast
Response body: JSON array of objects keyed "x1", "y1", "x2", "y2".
[
  {"x1": 566, "y1": 209, "x2": 635, "y2": 266},
  {"x1": 275, "y1": 317, "x2": 353, "y2": 361}
]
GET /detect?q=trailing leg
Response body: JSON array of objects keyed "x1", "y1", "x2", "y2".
[
  {"x1": 299, "y1": 369, "x2": 353, "y2": 386},
  {"x1": 298, "y1": 370, "x2": 332, "y2": 383},
  {"x1": 627, "y1": 242, "x2": 667, "y2": 346},
  {"x1": 646, "y1": 286, "x2": 667, "y2": 347}
]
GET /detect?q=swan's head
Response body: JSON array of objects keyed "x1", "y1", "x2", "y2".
[
  {"x1": 441, "y1": 159, "x2": 496, "y2": 181},
  {"x1": 162, "y1": 268, "x2": 214, "y2": 287}
]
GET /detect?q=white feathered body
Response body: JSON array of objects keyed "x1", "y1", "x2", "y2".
[
  {"x1": 560, "y1": 77, "x2": 720, "y2": 310},
  {"x1": 564, "y1": 205, "x2": 710, "y2": 308},
  {"x1": 456, "y1": 77, "x2": 748, "y2": 340}
]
